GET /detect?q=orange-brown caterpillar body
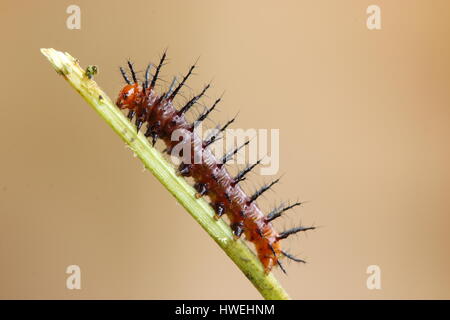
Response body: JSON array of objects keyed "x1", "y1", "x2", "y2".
[{"x1": 116, "y1": 54, "x2": 314, "y2": 274}]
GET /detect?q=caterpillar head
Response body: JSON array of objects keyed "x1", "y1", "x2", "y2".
[{"x1": 116, "y1": 83, "x2": 141, "y2": 110}]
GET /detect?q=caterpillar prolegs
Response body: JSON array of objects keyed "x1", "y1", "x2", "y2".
[{"x1": 116, "y1": 52, "x2": 315, "y2": 274}]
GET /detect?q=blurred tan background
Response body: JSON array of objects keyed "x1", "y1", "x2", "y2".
[{"x1": 1, "y1": 0, "x2": 449, "y2": 299}]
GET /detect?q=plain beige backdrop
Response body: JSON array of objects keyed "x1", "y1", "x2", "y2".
[{"x1": 0, "y1": 0, "x2": 449, "y2": 299}]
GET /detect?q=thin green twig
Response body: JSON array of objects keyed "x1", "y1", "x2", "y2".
[{"x1": 40, "y1": 48, "x2": 291, "y2": 300}]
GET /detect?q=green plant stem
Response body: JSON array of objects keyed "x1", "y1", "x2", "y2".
[{"x1": 40, "y1": 48, "x2": 291, "y2": 300}]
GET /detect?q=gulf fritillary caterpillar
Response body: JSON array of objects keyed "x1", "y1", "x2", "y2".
[{"x1": 116, "y1": 52, "x2": 314, "y2": 274}]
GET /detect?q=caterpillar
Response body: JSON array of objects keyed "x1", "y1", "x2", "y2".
[{"x1": 116, "y1": 52, "x2": 315, "y2": 274}]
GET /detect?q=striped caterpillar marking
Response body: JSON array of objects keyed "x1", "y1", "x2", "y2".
[{"x1": 116, "y1": 53, "x2": 314, "y2": 274}]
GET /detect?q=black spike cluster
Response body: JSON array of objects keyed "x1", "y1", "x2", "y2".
[
  {"x1": 220, "y1": 140, "x2": 250, "y2": 165},
  {"x1": 127, "y1": 61, "x2": 138, "y2": 83},
  {"x1": 203, "y1": 117, "x2": 236, "y2": 148},
  {"x1": 249, "y1": 178, "x2": 280, "y2": 203},
  {"x1": 120, "y1": 67, "x2": 131, "y2": 85},
  {"x1": 278, "y1": 226, "x2": 315, "y2": 240},
  {"x1": 119, "y1": 54, "x2": 314, "y2": 271},
  {"x1": 165, "y1": 76, "x2": 178, "y2": 98},
  {"x1": 282, "y1": 250, "x2": 306, "y2": 263},
  {"x1": 179, "y1": 83, "x2": 210, "y2": 115},
  {"x1": 144, "y1": 63, "x2": 152, "y2": 90},
  {"x1": 169, "y1": 63, "x2": 196, "y2": 100},
  {"x1": 194, "y1": 96, "x2": 221, "y2": 128},
  {"x1": 233, "y1": 159, "x2": 262, "y2": 185},
  {"x1": 266, "y1": 202, "x2": 303, "y2": 222},
  {"x1": 150, "y1": 51, "x2": 167, "y2": 89}
]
